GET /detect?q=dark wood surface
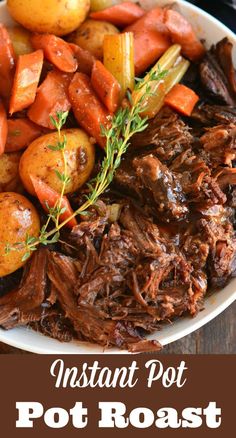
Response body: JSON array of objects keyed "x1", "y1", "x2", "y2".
[{"x1": 0, "y1": 301, "x2": 235, "y2": 354}]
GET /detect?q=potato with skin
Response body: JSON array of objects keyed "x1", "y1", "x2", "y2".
[
  {"x1": 7, "y1": 26, "x2": 33, "y2": 56},
  {"x1": 0, "y1": 152, "x2": 23, "y2": 193},
  {"x1": 0, "y1": 192, "x2": 40, "y2": 277},
  {"x1": 7, "y1": 0, "x2": 90, "y2": 37},
  {"x1": 68, "y1": 19, "x2": 119, "y2": 59},
  {"x1": 19, "y1": 129, "x2": 95, "y2": 196}
]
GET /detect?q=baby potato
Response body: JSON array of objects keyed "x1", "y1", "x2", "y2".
[
  {"x1": 68, "y1": 19, "x2": 119, "y2": 59},
  {"x1": 7, "y1": 0, "x2": 90, "y2": 36},
  {"x1": 7, "y1": 26, "x2": 33, "y2": 56},
  {"x1": 0, "y1": 192, "x2": 40, "y2": 277},
  {"x1": 0, "y1": 152, "x2": 23, "y2": 193},
  {"x1": 19, "y1": 129, "x2": 95, "y2": 196}
]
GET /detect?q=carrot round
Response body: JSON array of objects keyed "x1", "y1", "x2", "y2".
[
  {"x1": 164, "y1": 84, "x2": 199, "y2": 116},
  {"x1": 5, "y1": 118, "x2": 44, "y2": 152},
  {"x1": 28, "y1": 70, "x2": 72, "y2": 129},
  {"x1": 0, "y1": 100, "x2": 8, "y2": 155},
  {"x1": 91, "y1": 60, "x2": 121, "y2": 113},
  {"x1": 164, "y1": 9, "x2": 205, "y2": 62},
  {"x1": 30, "y1": 175, "x2": 77, "y2": 229},
  {"x1": 125, "y1": 7, "x2": 171, "y2": 75},
  {"x1": 68, "y1": 72, "x2": 111, "y2": 148},
  {"x1": 9, "y1": 49, "x2": 44, "y2": 115},
  {"x1": 90, "y1": 2, "x2": 145, "y2": 27},
  {"x1": 69, "y1": 43, "x2": 96, "y2": 76},
  {"x1": 31, "y1": 34, "x2": 78, "y2": 73},
  {"x1": 0, "y1": 24, "x2": 16, "y2": 100}
]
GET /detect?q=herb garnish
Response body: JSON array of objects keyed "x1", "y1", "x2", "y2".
[{"x1": 5, "y1": 68, "x2": 167, "y2": 259}]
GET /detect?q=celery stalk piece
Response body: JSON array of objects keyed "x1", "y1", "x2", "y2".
[
  {"x1": 132, "y1": 44, "x2": 182, "y2": 118},
  {"x1": 140, "y1": 57, "x2": 191, "y2": 118},
  {"x1": 90, "y1": 0, "x2": 113, "y2": 12},
  {"x1": 164, "y1": 58, "x2": 190, "y2": 95},
  {"x1": 103, "y1": 32, "x2": 135, "y2": 100}
]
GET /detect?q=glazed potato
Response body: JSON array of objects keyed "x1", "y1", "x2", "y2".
[
  {"x1": 0, "y1": 192, "x2": 40, "y2": 277},
  {"x1": 68, "y1": 19, "x2": 119, "y2": 59},
  {"x1": 0, "y1": 152, "x2": 22, "y2": 193},
  {"x1": 7, "y1": 0, "x2": 90, "y2": 36},
  {"x1": 7, "y1": 26, "x2": 33, "y2": 56},
  {"x1": 19, "y1": 129, "x2": 95, "y2": 196}
]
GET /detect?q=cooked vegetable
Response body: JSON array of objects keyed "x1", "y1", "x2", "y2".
[
  {"x1": 164, "y1": 9, "x2": 205, "y2": 62},
  {"x1": 28, "y1": 70, "x2": 72, "y2": 129},
  {"x1": 31, "y1": 34, "x2": 78, "y2": 73},
  {"x1": 135, "y1": 61, "x2": 191, "y2": 118},
  {"x1": 69, "y1": 43, "x2": 95, "y2": 75},
  {"x1": 19, "y1": 128, "x2": 95, "y2": 195},
  {"x1": 30, "y1": 176, "x2": 77, "y2": 229},
  {"x1": 103, "y1": 32, "x2": 134, "y2": 100},
  {"x1": 5, "y1": 118, "x2": 44, "y2": 152},
  {"x1": 0, "y1": 100, "x2": 8, "y2": 155},
  {"x1": 7, "y1": 25, "x2": 33, "y2": 56},
  {"x1": 9, "y1": 49, "x2": 44, "y2": 115},
  {"x1": 132, "y1": 44, "x2": 185, "y2": 118},
  {"x1": 90, "y1": 2, "x2": 144, "y2": 27},
  {"x1": 164, "y1": 58, "x2": 191, "y2": 95},
  {"x1": 68, "y1": 72, "x2": 111, "y2": 147},
  {"x1": 68, "y1": 19, "x2": 119, "y2": 60},
  {"x1": 0, "y1": 24, "x2": 15, "y2": 99},
  {"x1": 7, "y1": 0, "x2": 90, "y2": 36},
  {"x1": 125, "y1": 7, "x2": 171, "y2": 75},
  {"x1": 0, "y1": 192, "x2": 40, "y2": 277},
  {"x1": 164, "y1": 83, "x2": 199, "y2": 116},
  {"x1": 91, "y1": 60, "x2": 121, "y2": 113},
  {"x1": 90, "y1": 0, "x2": 113, "y2": 12},
  {"x1": 0, "y1": 152, "x2": 22, "y2": 192}
]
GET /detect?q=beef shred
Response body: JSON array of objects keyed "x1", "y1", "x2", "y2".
[{"x1": 1, "y1": 38, "x2": 236, "y2": 352}]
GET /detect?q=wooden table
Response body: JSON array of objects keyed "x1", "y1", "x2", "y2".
[{"x1": 0, "y1": 301, "x2": 235, "y2": 354}]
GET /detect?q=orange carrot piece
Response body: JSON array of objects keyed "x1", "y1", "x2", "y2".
[
  {"x1": 5, "y1": 118, "x2": 44, "y2": 152},
  {"x1": 91, "y1": 60, "x2": 121, "y2": 113},
  {"x1": 31, "y1": 34, "x2": 78, "y2": 73},
  {"x1": 69, "y1": 43, "x2": 96, "y2": 76},
  {"x1": 9, "y1": 50, "x2": 44, "y2": 115},
  {"x1": 125, "y1": 7, "x2": 171, "y2": 75},
  {"x1": 30, "y1": 176, "x2": 77, "y2": 229},
  {"x1": 164, "y1": 9, "x2": 206, "y2": 62},
  {"x1": 68, "y1": 72, "x2": 111, "y2": 148},
  {"x1": 164, "y1": 83, "x2": 199, "y2": 116},
  {"x1": 0, "y1": 100, "x2": 8, "y2": 155},
  {"x1": 0, "y1": 24, "x2": 16, "y2": 100},
  {"x1": 90, "y1": 2, "x2": 145, "y2": 27},
  {"x1": 28, "y1": 70, "x2": 72, "y2": 129}
]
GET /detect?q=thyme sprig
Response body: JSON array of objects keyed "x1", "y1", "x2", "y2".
[{"x1": 5, "y1": 68, "x2": 167, "y2": 259}]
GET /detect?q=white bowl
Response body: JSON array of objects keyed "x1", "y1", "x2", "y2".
[{"x1": 0, "y1": 0, "x2": 236, "y2": 354}]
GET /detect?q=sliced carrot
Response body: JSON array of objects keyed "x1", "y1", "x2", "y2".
[
  {"x1": 0, "y1": 24, "x2": 16, "y2": 100},
  {"x1": 125, "y1": 7, "x2": 171, "y2": 75},
  {"x1": 9, "y1": 50, "x2": 44, "y2": 115},
  {"x1": 69, "y1": 43, "x2": 96, "y2": 76},
  {"x1": 68, "y1": 72, "x2": 111, "y2": 148},
  {"x1": 28, "y1": 70, "x2": 72, "y2": 129},
  {"x1": 31, "y1": 34, "x2": 78, "y2": 73},
  {"x1": 30, "y1": 175, "x2": 77, "y2": 229},
  {"x1": 90, "y1": 2, "x2": 145, "y2": 27},
  {"x1": 91, "y1": 60, "x2": 121, "y2": 113},
  {"x1": 164, "y1": 83, "x2": 199, "y2": 116},
  {"x1": 164, "y1": 9, "x2": 205, "y2": 62},
  {"x1": 0, "y1": 100, "x2": 8, "y2": 155},
  {"x1": 5, "y1": 118, "x2": 44, "y2": 152}
]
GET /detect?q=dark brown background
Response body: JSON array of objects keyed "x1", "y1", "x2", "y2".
[
  {"x1": 0, "y1": 301, "x2": 235, "y2": 354},
  {"x1": 0, "y1": 355, "x2": 235, "y2": 437}
]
